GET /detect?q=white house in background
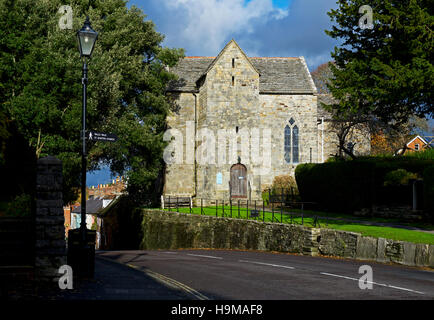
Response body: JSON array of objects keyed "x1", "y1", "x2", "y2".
[{"x1": 71, "y1": 196, "x2": 114, "y2": 248}]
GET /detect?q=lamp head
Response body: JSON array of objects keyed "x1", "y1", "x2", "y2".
[{"x1": 77, "y1": 16, "x2": 98, "y2": 57}]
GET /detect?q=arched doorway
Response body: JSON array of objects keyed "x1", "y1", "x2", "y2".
[{"x1": 230, "y1": 163, "x2": 247, "y2": 198}]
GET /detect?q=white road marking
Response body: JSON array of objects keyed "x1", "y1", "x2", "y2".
[
  {"x1": 239, "y1": 260, "x2": 295, "y2": 270},
  {"x1": 162, "y1": 251, "x2": 178, "y2": 254},
  {"x1": 320, "y1": 272, "x2": 425, "y2": 295},
  {"x1": 127, "y1": 264, "x2": 209, "y2": 300},
  {"x1": 187, "y1": 254, "x2": 223, "y2": 260}
]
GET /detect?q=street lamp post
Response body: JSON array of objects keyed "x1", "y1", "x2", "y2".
[
  {"x1": 77, "y1": 16, "x2": 98, "y2": 244},
  {"x1": 66, "y1": 16, "x2": 98, "y2": 279}
]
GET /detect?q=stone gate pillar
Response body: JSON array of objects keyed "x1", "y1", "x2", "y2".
[{"x1": 35, "y1": 156, "x2": 66, "y2": 283}]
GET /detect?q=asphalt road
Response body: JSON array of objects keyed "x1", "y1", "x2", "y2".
[{"x1": 97, "y1": 249, "x2": 434, "y2": 300}]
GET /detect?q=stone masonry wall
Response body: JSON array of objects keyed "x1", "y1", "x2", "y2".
[
  {"x1": 141, "y1": 210, "x2": 318, "y2": 255},
  {"x1": 165, "y1": 92, "x2": 196, "y2": 196},
  {"x1": 35, "y1": 156, "x2": 66, "y2": 283},
  {"x1": 141, "y1": 210, "x2": 434, "y2": 268}
]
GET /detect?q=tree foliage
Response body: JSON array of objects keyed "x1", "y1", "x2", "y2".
[
  {"x1": 311, "y1": 62, "x2": 335, "y2": 94},
  {"x1": 326, "y1": 0, "x2": 433, "y2": 124},
  {"x1": 370, "y1": 116, "x2": 429, "y2": 155},
  {"x1": 0, "y1": 0, "x2": 184, "y2": 204}
]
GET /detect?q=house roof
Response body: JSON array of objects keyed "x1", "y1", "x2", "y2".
[
  {"x1": 72, "y1": 199, "x2": 103, "y2": 214},
  {"x1": 406, "y1": 135, "x2": 428, "y2": 147},
  {"x1": 406, "y1": 135, "x2": 434, "y2": 149},
  {"x1": 167, "y1": 41, "x2": 316, "y2": 94},
  {"x1": 423, "y1": 136, "x2": 434, "y2": 148}
]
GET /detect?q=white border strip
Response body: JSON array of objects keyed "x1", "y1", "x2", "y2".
[
  {"x1": 239, "y1": 260, "x2": 295, "y2": 270},
  {"x1": 320, "y1": 272, "x2": 425, "y2": 295},
  {"x1": 187, "y1": 254, "x2": 223, "y2": 260}
]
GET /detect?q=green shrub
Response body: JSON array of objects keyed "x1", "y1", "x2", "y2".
[
  {"x1": 271, "y1": 175, "x2": 298, "y2": 194},
  {"x1": 423, "y1": 166, "x2": 434, "y2": 220},
  {"x1": 325, "y1": 156, "x2": 346, "y2": 163},
  {"x1": 384, "y1": 169, "x2": 418, "y2": 186},
  {"x1": 261, "y1": 190, "x2": 269, "y2": 206},
  {"x1": 295, "y1": 157, "x2": 434, "y2": 214},
  {"x1": 5, "y1": 193, "x2": 32, "y2": 217},
  {"x1": 91, "y1": 218, "x2": 98, "y2": 231},
  {"x1": 295, "y1": 162, "x2": 373, "y2": 213},
  {"x1": 404, "y1": 149, "x2": 434, "y2": 160}
]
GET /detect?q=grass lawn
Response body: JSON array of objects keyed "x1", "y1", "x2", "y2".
[
  {"x1": 288, "y1": 208, "x2": 434, "y2": 231},
  {"x1": 153, "y1": 205, "x2": 434, "y2": 245}
]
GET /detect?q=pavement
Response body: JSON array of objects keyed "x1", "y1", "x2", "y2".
[{"x1": 9, "y1": 257, "x2": 192, "y2": 300}]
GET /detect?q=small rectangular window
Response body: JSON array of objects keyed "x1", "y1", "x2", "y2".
[
  {"x1": 232, "y1": 76, "x2": 235, "y2": 86},
  {"x1": 415, "y1": 144, "x2": 419, "y2": 151},
  {"x1": 232, "y1": 58, "x2": 235, "y2": 68}
]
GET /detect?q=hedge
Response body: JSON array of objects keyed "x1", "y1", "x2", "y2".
[
  {"x1": 423, "y1": 165, "x2": 434, "y2": 221},
  {"x1": 295, "y1": 161, "x2": 373, "y2": 213},
  {"x1": 295, "y1": 158, "x2": 434, "y2": 214}
]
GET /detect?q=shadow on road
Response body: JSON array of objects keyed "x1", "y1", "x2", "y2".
[{"x1": 6, "y1": 255, "x2": 221, "y2": 300}]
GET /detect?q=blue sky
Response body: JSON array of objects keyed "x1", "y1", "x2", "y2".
[
  {"x1": 246, "y1": 0, "x2": 292, "y2": 8},
  {"x1": 88, "y1": 0, "x2": 432, "y2": 185},
  {"x1": 90, "y1": 0, "x2": 338, "y2": 185},
  {"x1": 127, "y1": 0, "x2": 340, "y2": 70}
]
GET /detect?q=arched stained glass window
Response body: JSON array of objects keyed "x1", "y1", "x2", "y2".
[
  {"x1": 292, "y1": 125, "x2": 299, "y2": 164},
  {"x1": 284, "y1": 119, "x2": 300, "y2": 164},
  {"x1": 284, "y1": 125, "x2": 291, "y2": 163}
]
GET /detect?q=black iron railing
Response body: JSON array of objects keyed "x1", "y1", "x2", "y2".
[{"x1": 157, "y1": 195, "x2": 326, "y2": 227}]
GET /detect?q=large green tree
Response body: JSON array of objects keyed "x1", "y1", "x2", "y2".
[
  {"x1": 326, "y1": 0, "x2": 433, "y2": 124},
  {"x1": 0, "y1": 0, "x2": 184, "y2": 203}
]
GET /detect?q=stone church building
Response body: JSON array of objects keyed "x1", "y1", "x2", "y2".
[{"x1": 163, "y1": 40, "x2": 370, "y2": 201}]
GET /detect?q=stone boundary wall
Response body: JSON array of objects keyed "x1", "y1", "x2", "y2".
[{"x1": 141, "y1": 210, "x2": 434, "y2": 268}]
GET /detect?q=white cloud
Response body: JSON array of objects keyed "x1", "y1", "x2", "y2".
[{"x1": 162, "y1": 0, "x2": 288, "y2": 55}]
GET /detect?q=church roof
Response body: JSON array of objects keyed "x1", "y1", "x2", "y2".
[{"x1": 167, "y1": 54, "x2": 317, "y2": 94}]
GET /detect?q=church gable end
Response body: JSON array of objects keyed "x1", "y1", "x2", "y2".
[{"x1": 204, "y1": 40, "x2": 260, "y2": 96}]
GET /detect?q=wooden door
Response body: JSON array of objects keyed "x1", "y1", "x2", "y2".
[{"x1": 230, "y1": 164, "x2": 247, "y2": 198}]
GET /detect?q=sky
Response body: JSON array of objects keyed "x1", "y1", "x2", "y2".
[
  {"x1": 127, "y1": 0, "x2": 341, "y2": 70},
  {"x1": 89, "y1": 0, "x2": 340, "y2": 185},
  {"x1": 87, "y1": 0, "x2": 433, "y2": 185}
]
